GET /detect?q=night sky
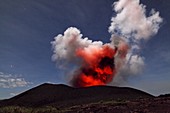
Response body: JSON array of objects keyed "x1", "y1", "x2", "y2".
[{"x1": 0, "y1": 0, "x2": 170, "y2": 99}]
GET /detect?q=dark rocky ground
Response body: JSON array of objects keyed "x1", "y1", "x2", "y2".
[
  {"x1": 0, "y1": 83, "x2": 170, "y2": 113},
  {"x1": 65, "y1": 97, "x2": 170, "y2": 113}
]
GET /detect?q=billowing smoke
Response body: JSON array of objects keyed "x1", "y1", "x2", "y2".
[
  {"x1": 109, "y1": 0, "x2": 162, "y2": 84},
  {"x1": 51, "y1": 0, "x2": 162, "y2": 87}
]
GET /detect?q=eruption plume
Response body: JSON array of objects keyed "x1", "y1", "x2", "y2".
[
  {"x1": 51, "y1": 0, "x2": 162, "y2": 87},
  {"x1": 72, "y1": 45, "x2": 118, "y2": 87}
]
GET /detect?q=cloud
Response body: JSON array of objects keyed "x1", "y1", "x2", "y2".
[
  {"x1": 0, "y1": 72, "x2": 30, "y2": 88},
  {"x1": 10, "y1": 92, "x2": 18, "y2": 96}
]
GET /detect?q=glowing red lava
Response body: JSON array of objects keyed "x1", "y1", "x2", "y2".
[{"x1": 71, "y1": 45, "x2": 118, "y2": 87}]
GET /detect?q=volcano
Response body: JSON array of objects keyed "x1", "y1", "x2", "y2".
[{"x1": 0, "y1": 83, "x2": 153, "y2": 108}]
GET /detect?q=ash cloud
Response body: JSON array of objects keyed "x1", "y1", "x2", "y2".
[{"x1": 51, "y1": 0, "x2": 162, "y2": 86}]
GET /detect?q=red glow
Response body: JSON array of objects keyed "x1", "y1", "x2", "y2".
[{"x1": 71, "y1": 45, "x2": 118, "y2": 87}]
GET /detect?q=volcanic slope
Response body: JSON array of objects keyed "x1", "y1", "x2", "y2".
[{"x1": 0, "y1": 83, "x2": 153, "y2": 108}]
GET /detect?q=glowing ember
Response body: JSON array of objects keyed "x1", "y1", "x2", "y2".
[{"x1": 71, "y1": 45, "x2": 118, "y2": 87}]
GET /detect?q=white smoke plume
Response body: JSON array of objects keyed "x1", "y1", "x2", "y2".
[
  {"x1": 109, "y1": 0, "x2": 162, "y2": 40},
  {"x1": 51, "y1": 0, "x2": 162, "y2": 86},
  {"x1": 109, "y1": 0, "x2": 162, "y2": 84},
  {"x1": 51, "y1": 27, "x2": 104, "y2": 67}
]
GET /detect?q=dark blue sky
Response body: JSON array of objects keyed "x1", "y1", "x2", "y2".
[{"x1": 0, "y1": 0, "x2": 170, "y2": 99}]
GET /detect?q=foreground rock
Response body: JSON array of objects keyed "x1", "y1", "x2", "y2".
[{"x1": 66, "y1": 97, "x2": 170, "y2": 113}]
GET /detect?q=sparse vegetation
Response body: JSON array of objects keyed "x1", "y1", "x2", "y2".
[
  {"x1": 0, "y1": 97, "x2": 170, "y2": 113},
  {"x1": 0, "y1": 100, "x2": 128, "y2": 113},
  {"x1": 0, "y1": 106, "x2": 61, "y2": 113}
]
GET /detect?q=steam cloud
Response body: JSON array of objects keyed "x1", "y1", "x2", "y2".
[{"x1": 51, "y1": 0, "x2": 162, "y2": 87}]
